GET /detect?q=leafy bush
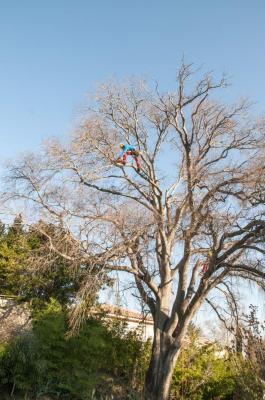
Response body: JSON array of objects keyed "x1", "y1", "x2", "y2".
[
  {"x1": 0, "y1": 300, "x2": 147, "y2": 399},
  {"x1": 171, "y1": 325, "x2": 264, "y2": 400}
]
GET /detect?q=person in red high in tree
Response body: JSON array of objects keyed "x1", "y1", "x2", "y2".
[
  {"x1": 200, "y1": 250, "x2": 213, "y2": 276},
  {"x1": 116, "y1": 143, "x2": 141, "y2": 171}
]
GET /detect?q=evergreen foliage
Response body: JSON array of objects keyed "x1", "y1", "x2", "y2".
[{"x1": 0, "y1": 217, "x2": 84, "y2": 305}]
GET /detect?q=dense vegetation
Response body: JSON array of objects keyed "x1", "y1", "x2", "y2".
[
  {"x1": 0, "y1": 215, "x2": 83, "y2": 305},
  {"x1": 0, "y1": 300, "x2": 147, "y2": 399},
  {"x1": 0, "y1": 218, "x2": 264, "y2": 399}
]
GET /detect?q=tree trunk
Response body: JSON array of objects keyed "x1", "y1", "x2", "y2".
[{"x1": 145, "y1": 330, "x2": 181, "y2": 400}]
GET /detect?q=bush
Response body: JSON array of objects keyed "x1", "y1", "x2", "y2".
[
  {"x1": 170, "y1": 325, "x2": 264, "y2": 400},
  {"x1": 0, "y1": 300, "x2": 148, "y2": 399}
]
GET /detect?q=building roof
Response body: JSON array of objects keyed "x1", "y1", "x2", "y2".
[{"x1": 91, "y1": 304, "x2": 154, "y2": 325}]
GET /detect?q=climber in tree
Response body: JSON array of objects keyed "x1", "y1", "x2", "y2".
[
  {"x1": 200, "y1": 250, "x2": 213, "y2": 276},
  {"x1": 116, "y1": 143, "x2": 141, "y2": 171}
]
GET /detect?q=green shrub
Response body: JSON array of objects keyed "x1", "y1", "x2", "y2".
[{"x1": 0, "y1": 300, "x2": 147, "y2": 399}]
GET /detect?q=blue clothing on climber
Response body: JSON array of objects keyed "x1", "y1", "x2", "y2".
[
  {"x1": 118, "y1": 144, "x2": 137, "y2": 158},
  {"x1": 116, "y1": 143, "x2": 141, "y2": 171}
]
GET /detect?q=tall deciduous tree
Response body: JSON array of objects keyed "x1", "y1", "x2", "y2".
[{"x1": 4, "y1": 63, "x2": 265, "y2": 399}]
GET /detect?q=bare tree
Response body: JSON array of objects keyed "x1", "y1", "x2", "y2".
[{"x1": 3, "y1": 63, "x2": 265, "y2": 399}]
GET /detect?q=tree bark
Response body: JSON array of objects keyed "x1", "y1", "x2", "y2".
[{"x1": 145, "y1": 329, "x2": 181, "y2": 400}]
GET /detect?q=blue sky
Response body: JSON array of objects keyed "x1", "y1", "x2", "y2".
[{"x1": 0, "y1": 0, "x2": 265, "y2": 161}]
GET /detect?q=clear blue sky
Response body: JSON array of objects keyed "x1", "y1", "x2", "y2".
[{"x1": 0, "y1": 0, "x2": 265, "y2": 161}]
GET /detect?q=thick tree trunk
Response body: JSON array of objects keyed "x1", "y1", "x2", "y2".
[{"x1": 145, "y1": 330, "x2": 181, "y2": 400}]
